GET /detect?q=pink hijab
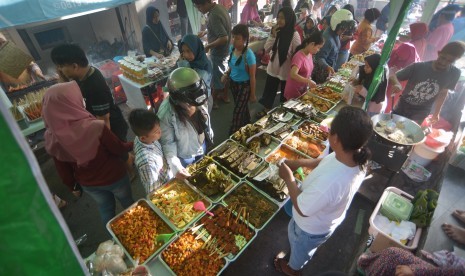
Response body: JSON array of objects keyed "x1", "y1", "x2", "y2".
[
  {"x1": 43, "y1": 81, "x2": 104, "y2": 166},
  {"x1": 388, "y1": 42, "x2": 419, "y2": 70},
  {"x1": 241, "y1": 0, "x2": 261, "y2": 24}
]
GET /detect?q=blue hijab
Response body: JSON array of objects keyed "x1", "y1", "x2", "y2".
[
  {"x1": 145, "y1": 6, "x2": 170, "y2": 48},
  {"x1": 178, "y1": 35, "x2": 212, "y2": 73}
]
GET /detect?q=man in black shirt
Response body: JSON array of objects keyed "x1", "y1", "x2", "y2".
[{"x1": 51, "y1": 44, "x2": 128, "y2": 141}]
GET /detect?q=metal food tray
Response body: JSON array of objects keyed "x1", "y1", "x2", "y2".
[
  {"x1": 147, "y1": 179, "x2": 212, "y2": 232},
  {"x1": 197, "y1": 202, "x2": 257, "y2": 262},
  {"x1": 106, "y1": 199, "x2": 177, "y2": 266},
  {"x1": 230, "y1": 127, "x2": 281, "y2": 158},
  {"x1": 280, "y1": 99, "x2": 314, "y2": 120},
  {"x1": 295, "y1": 120, "x2": 329, "y2": 142},
  {"x1": 186, "y1": 157, "x2": 241, "y2": 203},
  {"x1": 208, "y1": 139, "x2": 264, "y2": 179},
  {"x1": 246, "y1": 163, "x2": 289, "y2": 204},
  {"x1": 282, "y1": 130, "x2": 327, "y2": 159},
  {"x1": 267, "y1": 106, "x2": 302, "y2": 126},
  {"x1": 265, "y1": 144, "x2": 313, "y2": 182},
  {"x1": 298, "y1": 92, "x2": 338, "y2": 115},
  {"x1": 223, "y1": 181, "x2": 280, "y2": 231},
  {"x1": 158, "y1": 230, "x2": 229, "y2": 276}
]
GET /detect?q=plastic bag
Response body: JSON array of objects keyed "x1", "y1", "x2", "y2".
[
  {"x1": 93, "y1": 240, "x2": 127, "y2": 274},
  {"x1": 341, "y1": 84, "x2": 355, "y2": 105}
]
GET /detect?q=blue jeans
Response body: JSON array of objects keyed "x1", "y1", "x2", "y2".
[
  {"x1": 288, "y1": 218, "x2": 331, "y2": 270},
  {"x1": 179, "y1": 142, "x2": 207, "y2": 167},
  {"x1": 81, "y1": 174, "x2": 134, "y2": 226}
]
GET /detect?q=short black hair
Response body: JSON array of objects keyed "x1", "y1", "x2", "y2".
[
  {"x1": 441, "y1": 41, "x2": 465, "y2": 58},
  {"x1": 192, "y1": 0, "x2": 210, "y2": 5},
  {"x1": 364, "y1": 8, "x2": 381, "y2": 23},
  {"x1": 128, "y1": 109, "x2": 160, "y2": 137},
  {"x1": 51, "y1": 44, "x2": 88, "y2": 67}
]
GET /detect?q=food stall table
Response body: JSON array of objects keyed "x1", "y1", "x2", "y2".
[{"x1": 118, "y1": 75, "x2": 164, "y2": 110}]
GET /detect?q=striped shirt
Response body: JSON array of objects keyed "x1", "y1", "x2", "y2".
[{"x1": 133, "y1": 137, "x2": 172, "y2": 194}]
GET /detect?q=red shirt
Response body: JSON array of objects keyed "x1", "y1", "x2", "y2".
[{"x1": 54, "y1": 127, "x2": 133, "y2": 190}]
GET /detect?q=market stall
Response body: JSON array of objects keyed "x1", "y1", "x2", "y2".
[{"x1": 117, "y1": 51, "x2": 179, "y2": 110}]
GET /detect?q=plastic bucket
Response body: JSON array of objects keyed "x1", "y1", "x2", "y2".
[{"x1": 409, "y1": 143, "x2": 444, "y2": 167}]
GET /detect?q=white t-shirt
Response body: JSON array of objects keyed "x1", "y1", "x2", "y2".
[{"x1": 293, "y1": 152, "x2": 366, "y2": 234}]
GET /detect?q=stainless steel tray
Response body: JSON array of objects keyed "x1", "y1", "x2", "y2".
[
  {"x1": 208, "y1": 139, "x2": 264, "y2": 179},
  {"x1": 223, "y1": 181, "x2": 279, "y2": 231},
  {"x1": 295, "y1": 120, "x2": 329, "y2": 142},
  {"x1": 298, "y1": 92, "x2": 338, "y2": 114},
  {"x1": 158, "y1": 229, "x2": 229, "y2": 276},
  {"x1": 147, "y1": 179, "x2": 213, "y2": 232},
  {"x1": 282, "y1": 130, "x2": 327, "y2": 159},
  {"x1": 265, "y1": 144, "x2": 313, "y2": 182},
  {"x1": 196, "y1": 202, "x2": 257, "y2": 262},
  {"x1": 246, "y1": 162, "x2": 289, "y2": 204},
  {"x1": 106, "y1": 199, "x2": 177, "y2": 265},
  {"x1": 186, "y1": 157, "x2": 241, "y2": 203},
  {"x1": 307, "y1": 86, "x2": 343, "y2": 104}
]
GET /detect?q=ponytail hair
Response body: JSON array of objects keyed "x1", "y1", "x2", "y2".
[
  {"x1": 292, "y1": 30, "x2": 324, "y2": 57},
  {"x1": 229, "y1": 24, "x2": 250, "y2": 66},
  {"x1": 330, "y1": 106, "x2": 373, "y2": 169}
]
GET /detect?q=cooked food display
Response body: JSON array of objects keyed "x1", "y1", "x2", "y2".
[
  {"x1": 161, "y1": 232, "x2": 226, "y2": 276},
  {"x1": 308, "y1": 86, "x2": 342, "y2": 102},
  {"x1": 15, "y1": 88, "x2": 46, "y2": 121},
  {"x1": 299, "y1": 93, "x2": 335, "y2": 113},
  {"x1": 224, "y1": 183, "x2": 278, "y2": 229},
  {"x1": 297, "y1": 121, "x2": 329, "y2": 141},
  {"x1": 186, "y1": 157, "x2": 212, "y2": 174},
  {"x1": 198, "y1": 205, "x2": 254, "y2": 257},
  {"x1": 109, "y1": 201, "x2": 172, "y2": 264},
  {"x1": 325, "y1": 77, "x2": 347, "y2": 93},
  {"x1": 188, "y1": 162, "x2": 237, "y2": 200},
  {"x1": 231, "y1": 124, "x2": 273, "y2": 154},
  {"x1": 149, "y1": 180, "x2": 209, "y2": 229},
  {"x1": 247, "y1": 163, "x2": 289, "y2": 202},
  {"x1": 284, "y1": 130, "x2": 326, "y2": 158},
  {"x1": 209, "y1": 141, "x2": 261, "y2": 177},
  {"x1": 374, "y1": 120, "x2": 415, "y2": 144},
  {"x1": 266, "y1": 145, "x2": 313, "y2": 180}
]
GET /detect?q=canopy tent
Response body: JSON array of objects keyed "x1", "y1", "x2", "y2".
[{"x1": 0, "y1": 0, "x2": 134, "y2": 29}]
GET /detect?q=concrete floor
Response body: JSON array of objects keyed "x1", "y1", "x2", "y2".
[{"x1": 35, "y1": 68, "x2": 465, "y2": 274}]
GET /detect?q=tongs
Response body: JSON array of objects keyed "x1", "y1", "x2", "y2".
[{"x1": 385, "y1": 93, "x2": 397, "y2": 133}]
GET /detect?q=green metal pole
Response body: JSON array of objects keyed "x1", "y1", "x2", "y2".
[
  {"x1": 0, "y1": 103, "x2": 86, "y2": 274},
  {"x1": 364, "y1": 0, "x2": 414, "y2": 110}
]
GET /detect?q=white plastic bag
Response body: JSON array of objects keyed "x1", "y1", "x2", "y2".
[{"x1": 93, "y1": 240, "x2": 128, "y2": 274}]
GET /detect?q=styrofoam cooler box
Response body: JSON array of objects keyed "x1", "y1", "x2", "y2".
[{"x1": 368, "y1": 187, "x2": 422, "y2": 253}]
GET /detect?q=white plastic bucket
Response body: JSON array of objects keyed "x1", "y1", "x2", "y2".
[{"x1": 409, "y1": 143, "x2": 445, "y2": 166}]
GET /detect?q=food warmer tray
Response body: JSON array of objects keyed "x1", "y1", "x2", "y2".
[
  {"x1": 223, "y1": 181, "x2": 280, "y2": 231},
  {"x1": 147, "y1": 179, "x2": 213, "y2": 232},
  {"x1": 106, "y1": 199, "x2": 177, "y2": 266}
]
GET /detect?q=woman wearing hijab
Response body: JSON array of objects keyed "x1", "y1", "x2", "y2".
[
  {"x1": 295, "y1": 15, "x2": 318, "y2": 41},
  {"x1": 384, "y1": 43, "x2": 420, "y2": 112},
  {"x1": 142, "y1": 6, "x2": 173, "y2": 58},
  {"x1": 43, "y1": 81, "x2": 134, "y2": 226},
  {"x1": 240, "y1": 0, "x2": 263, "y2": 26},
  {"x1": 353, "y1": 54, "x2": 388, "y2": 116},
  {"x1": 409, "y1": 22, "x2": 428, "y2": 60},
  {"x1": 178, "y1": 34, "x2": 213, "y2": 112},
  {"x1": 257, "y1": 7, "x2": 301, "y2": 116}
]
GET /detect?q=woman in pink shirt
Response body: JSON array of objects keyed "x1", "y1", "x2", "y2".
[
  {"x1": 284, "y1": 31, "x2": 325, "y2": 100},
  {"x1": 240, "y1": 0, "x2": 263, "y2": 26},
  {"x1": 409, "y1": 22, "x2": 428, "y2": 61},
  {"x1": 424, "y1": 12, "x2": 455, "y2": 61}
]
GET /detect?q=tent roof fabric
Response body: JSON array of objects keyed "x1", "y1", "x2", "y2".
[{"x1": 0, "y1": 0, "x2": 133, "y2": 29}]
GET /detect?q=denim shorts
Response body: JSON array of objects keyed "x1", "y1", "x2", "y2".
[
  {"x1": 210, "y1": 54, "x2": 227, "y2": 90},
  {"x1": 288, "y1": 218, "x2": 331, "y2": 270}
]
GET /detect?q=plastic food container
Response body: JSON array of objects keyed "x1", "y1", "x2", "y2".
[
  {"x1": 106, "y1": 199, "x2": 177, "y2": 265},
  {"x1": 410, "y1": 143, "x2": 445, "y2": 167},
  {"x1": 380, "y1": 191, "x2": 413, "y2": 222},
  {"x1": 368, "y1": 187, "x2": 422, "y2": 253},
  {"x1": 147, "y1": 179, "x2": 212, "y2": 231}
]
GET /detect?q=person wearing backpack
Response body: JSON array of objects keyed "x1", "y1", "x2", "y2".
[{"x1": 222, "y1": 24, "x2": 257, "y2": 134}]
